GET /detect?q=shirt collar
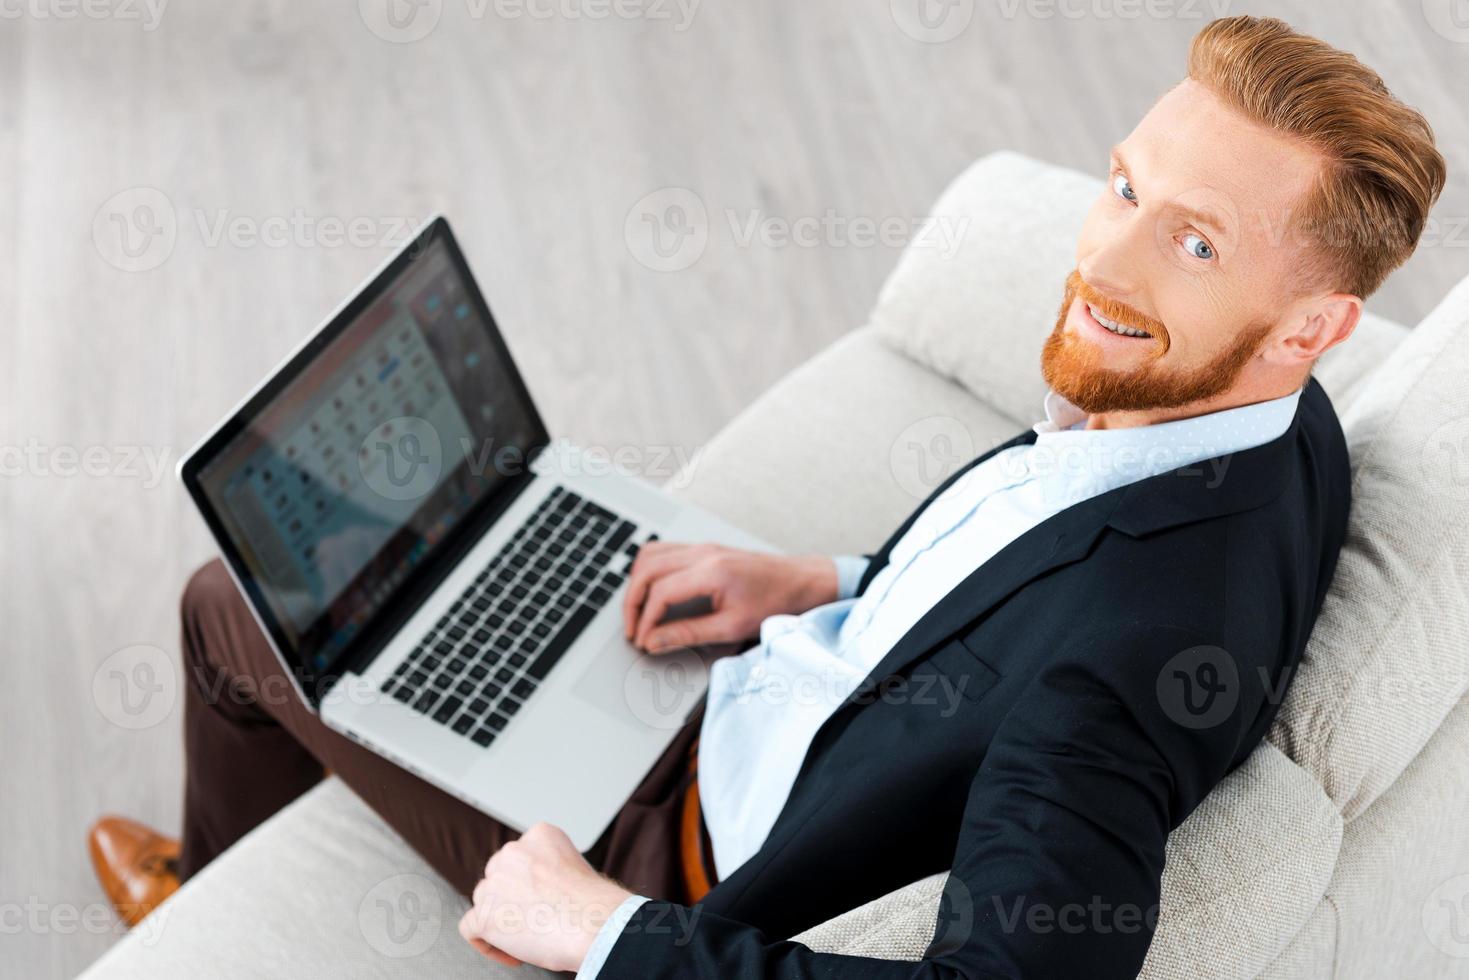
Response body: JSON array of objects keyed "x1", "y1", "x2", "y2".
[{"x1": 1024, "y1": 386, "x2": 1305, "y2": 488}]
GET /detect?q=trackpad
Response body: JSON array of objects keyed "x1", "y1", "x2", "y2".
[{"x1": 571, "y1": 635, "x2": 709, "y2": 732}]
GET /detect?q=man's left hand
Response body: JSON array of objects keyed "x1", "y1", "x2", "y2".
[{"x1": 458, "y1": 823, "x2": 634, "y2": 973}]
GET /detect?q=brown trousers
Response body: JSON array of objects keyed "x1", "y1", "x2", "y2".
[{"x1": 177, "y1": 559, "x2": 700, "y2": 901}]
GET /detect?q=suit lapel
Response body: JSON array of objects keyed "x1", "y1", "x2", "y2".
[
  {"x1": 857, "y1": 429, "x2": 1040, "y2": 595},
  {"x1": 853, "y1": 487, "x2": 1122, "y2": 695}
]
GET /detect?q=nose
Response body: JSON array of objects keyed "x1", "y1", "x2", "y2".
[
  {"x1": 1077, "y1": 217, "x2": 1150, "y2": 304},
  {"x1": 1076, "y1": 253, "x2": 1137, "y2": 306}
]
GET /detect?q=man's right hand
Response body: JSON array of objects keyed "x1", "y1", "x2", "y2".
[{"x1": 621, "y1": 543, "x2": 840, "y2": 653}]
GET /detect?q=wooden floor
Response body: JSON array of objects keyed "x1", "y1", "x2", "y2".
[{"x1": 2, "y1": 1, "x2": 1465, "y2": 975}]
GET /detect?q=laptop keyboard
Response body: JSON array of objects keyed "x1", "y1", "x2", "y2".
[{"x1": 380, "y1": 486, "x2": 652, "y2": 749}]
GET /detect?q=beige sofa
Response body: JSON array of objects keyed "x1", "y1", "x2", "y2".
[{"x1": 78, "y1": 152, "x2": 1469, "y2": 979}]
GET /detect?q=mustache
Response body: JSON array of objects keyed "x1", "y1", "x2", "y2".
[{"x1": 1066, "y1": 271, "x2": 1171, "y2": 353}]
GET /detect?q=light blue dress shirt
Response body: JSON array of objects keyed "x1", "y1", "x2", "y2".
[{"x1": 576, "y1": 385, "x2": 1302, "y2": 979}]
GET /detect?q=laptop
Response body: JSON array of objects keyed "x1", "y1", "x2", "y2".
[{"x1": 179, "y1": 217, "x2": 771, "y2": 850}]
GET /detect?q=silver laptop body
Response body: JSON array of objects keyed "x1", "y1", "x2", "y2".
[{"x1": 179, "y1": 217, "x2": 770, "y2": 850}]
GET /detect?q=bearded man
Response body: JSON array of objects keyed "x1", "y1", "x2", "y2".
[{"x1": 92, "y1": 15, "x2": 1445, "y2": 979}]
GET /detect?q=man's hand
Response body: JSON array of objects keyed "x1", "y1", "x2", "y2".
[
  {"x1": 622, "y1": 543, "x2": 840, "y2": 652},
  {"x1": 458, "y1": 823, "x2": 634, "y2": 974}
]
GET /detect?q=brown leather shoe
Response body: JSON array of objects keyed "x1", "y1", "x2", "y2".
[{"x1": 88, "y1": 816, "x2": 181, "y2": 927}]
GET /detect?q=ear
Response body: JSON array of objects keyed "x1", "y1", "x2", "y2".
[{"x1": 1270, "y1": 293, "x2": 1363, "y2": 367}]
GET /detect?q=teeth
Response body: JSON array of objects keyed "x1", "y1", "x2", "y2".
[{"x1": 1088, "y1": 304, "x2": 1151, "y2": 338}]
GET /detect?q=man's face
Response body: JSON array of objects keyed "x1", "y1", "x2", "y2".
[{"x1": 1042, "y1": 79, "x2": 1326, "y2": 416}]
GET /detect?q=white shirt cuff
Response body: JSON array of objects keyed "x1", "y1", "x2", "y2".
[
  {"x1": 575, "y1": 895, "x2": 648, "y2": 980},
  {"x1": 831, "y1": 555, "x2": 871, "y2": 600}
]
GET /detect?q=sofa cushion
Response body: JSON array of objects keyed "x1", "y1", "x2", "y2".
[
  {"x1": 668, "y1": 325, "x2": 1025, "y2": 556},
  {"x1": 792, "y1": 742, "x2": 1343, "y2": 979},
  {"x1": 867, "y1": 151, "x2": 1408, "y2": 424},
  {"x1": 1316, "y1": 701, "x2": 1469, "y2": 979},
  {"x1": 1267, "y1": 273, "x2": 1469, "y2": 819},
  {"x1": 77, "y1": 779, "x2": 545, "y2": 980}
]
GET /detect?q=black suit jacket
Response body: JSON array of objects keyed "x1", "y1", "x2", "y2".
[{"x1": 602, "y1": 378, "x2": 1350, "y2": 979}]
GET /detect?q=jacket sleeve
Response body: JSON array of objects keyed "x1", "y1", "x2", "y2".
[{"x1": 595, "y1": 623, "x2": 1258, "y2": 979}]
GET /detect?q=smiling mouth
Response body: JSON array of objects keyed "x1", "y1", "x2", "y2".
[{"x1": 1086, "y1": 303, "x2": 1153, "y2": 339}]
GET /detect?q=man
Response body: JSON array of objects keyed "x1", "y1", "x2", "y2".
[{"x1": 91, "y1": 15, "x2": 1445, "y2": 978}]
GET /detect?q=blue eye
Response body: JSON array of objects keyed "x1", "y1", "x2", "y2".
[
  {"x1": 1182, "y1": 233, "x2": 1215, "y2": 260},
  {"x1": 1112, "y1": 173, "x2": 1137, "y2": 203}
]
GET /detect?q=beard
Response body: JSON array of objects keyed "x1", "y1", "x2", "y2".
[{"x1": 1040, "y1": 270, "x2": 1274, "y2": 415}]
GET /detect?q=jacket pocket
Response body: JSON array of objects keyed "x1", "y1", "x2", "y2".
[{"x1": 924, "y1": 637, "x2": 1001, "y2": 704}]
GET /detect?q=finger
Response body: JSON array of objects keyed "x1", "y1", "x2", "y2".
[
  {"x1": 472, "y1": 877, "x2": 493, "y2": 909},
  {"x1": 458, "y1": 906, "x2": 484, "y2": 945},
  {"x1": 634, "y1": 567, "x2": 717, "y2": 650},
  {"x1": 469, "y1": 938, "x2": 522, "y2": 967},
  {"x1": 621, "y1": 544, "x2": 695, "y2": 639},
  {"x1": 646, "y1": 610, "x2": 743, "y2": 653}
]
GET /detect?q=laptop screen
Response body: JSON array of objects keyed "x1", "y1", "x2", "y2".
[{"x1": 187, "y1": 223, "x2": 547, "y2": 679}]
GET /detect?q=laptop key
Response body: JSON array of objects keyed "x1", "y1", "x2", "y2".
[
  {"x1": 487, "y1": 713, "x2": 510, "y2": 732},
  {"x1": 500, "y1": 698, "x2": 522, "y2": 717},
  {"x1": 527, "y1": 604, "x2": 596, "y2": 681},
  {"x1": 605, "y1": 522, "x2": 635, "y2": 552},
  {"x1": 392, "y1": 686, "x2": 414, "y2": 704},
  {"x1": 511, "y1": 678, "x2": 536, "y2": 700},
  {"x1": 452, "y1": 715, "x2": 475, "y2": 734},
  {"x1": 433, "y1": 696, "x2": 463, "y2": 723},
  {"x1": 470, "y1": 728, "x2": 496, "y2": 747},
  {"x1": 413, "y1": 691, "x2": 437, "y2": 713}
]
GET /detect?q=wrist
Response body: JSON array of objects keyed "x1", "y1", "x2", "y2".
[
  {"x1": 787, "y1": 554, "x2": 840, "y2": 611},
  {"x1": 565, "y1": 881, "x2": 635, "y2": 972}
]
